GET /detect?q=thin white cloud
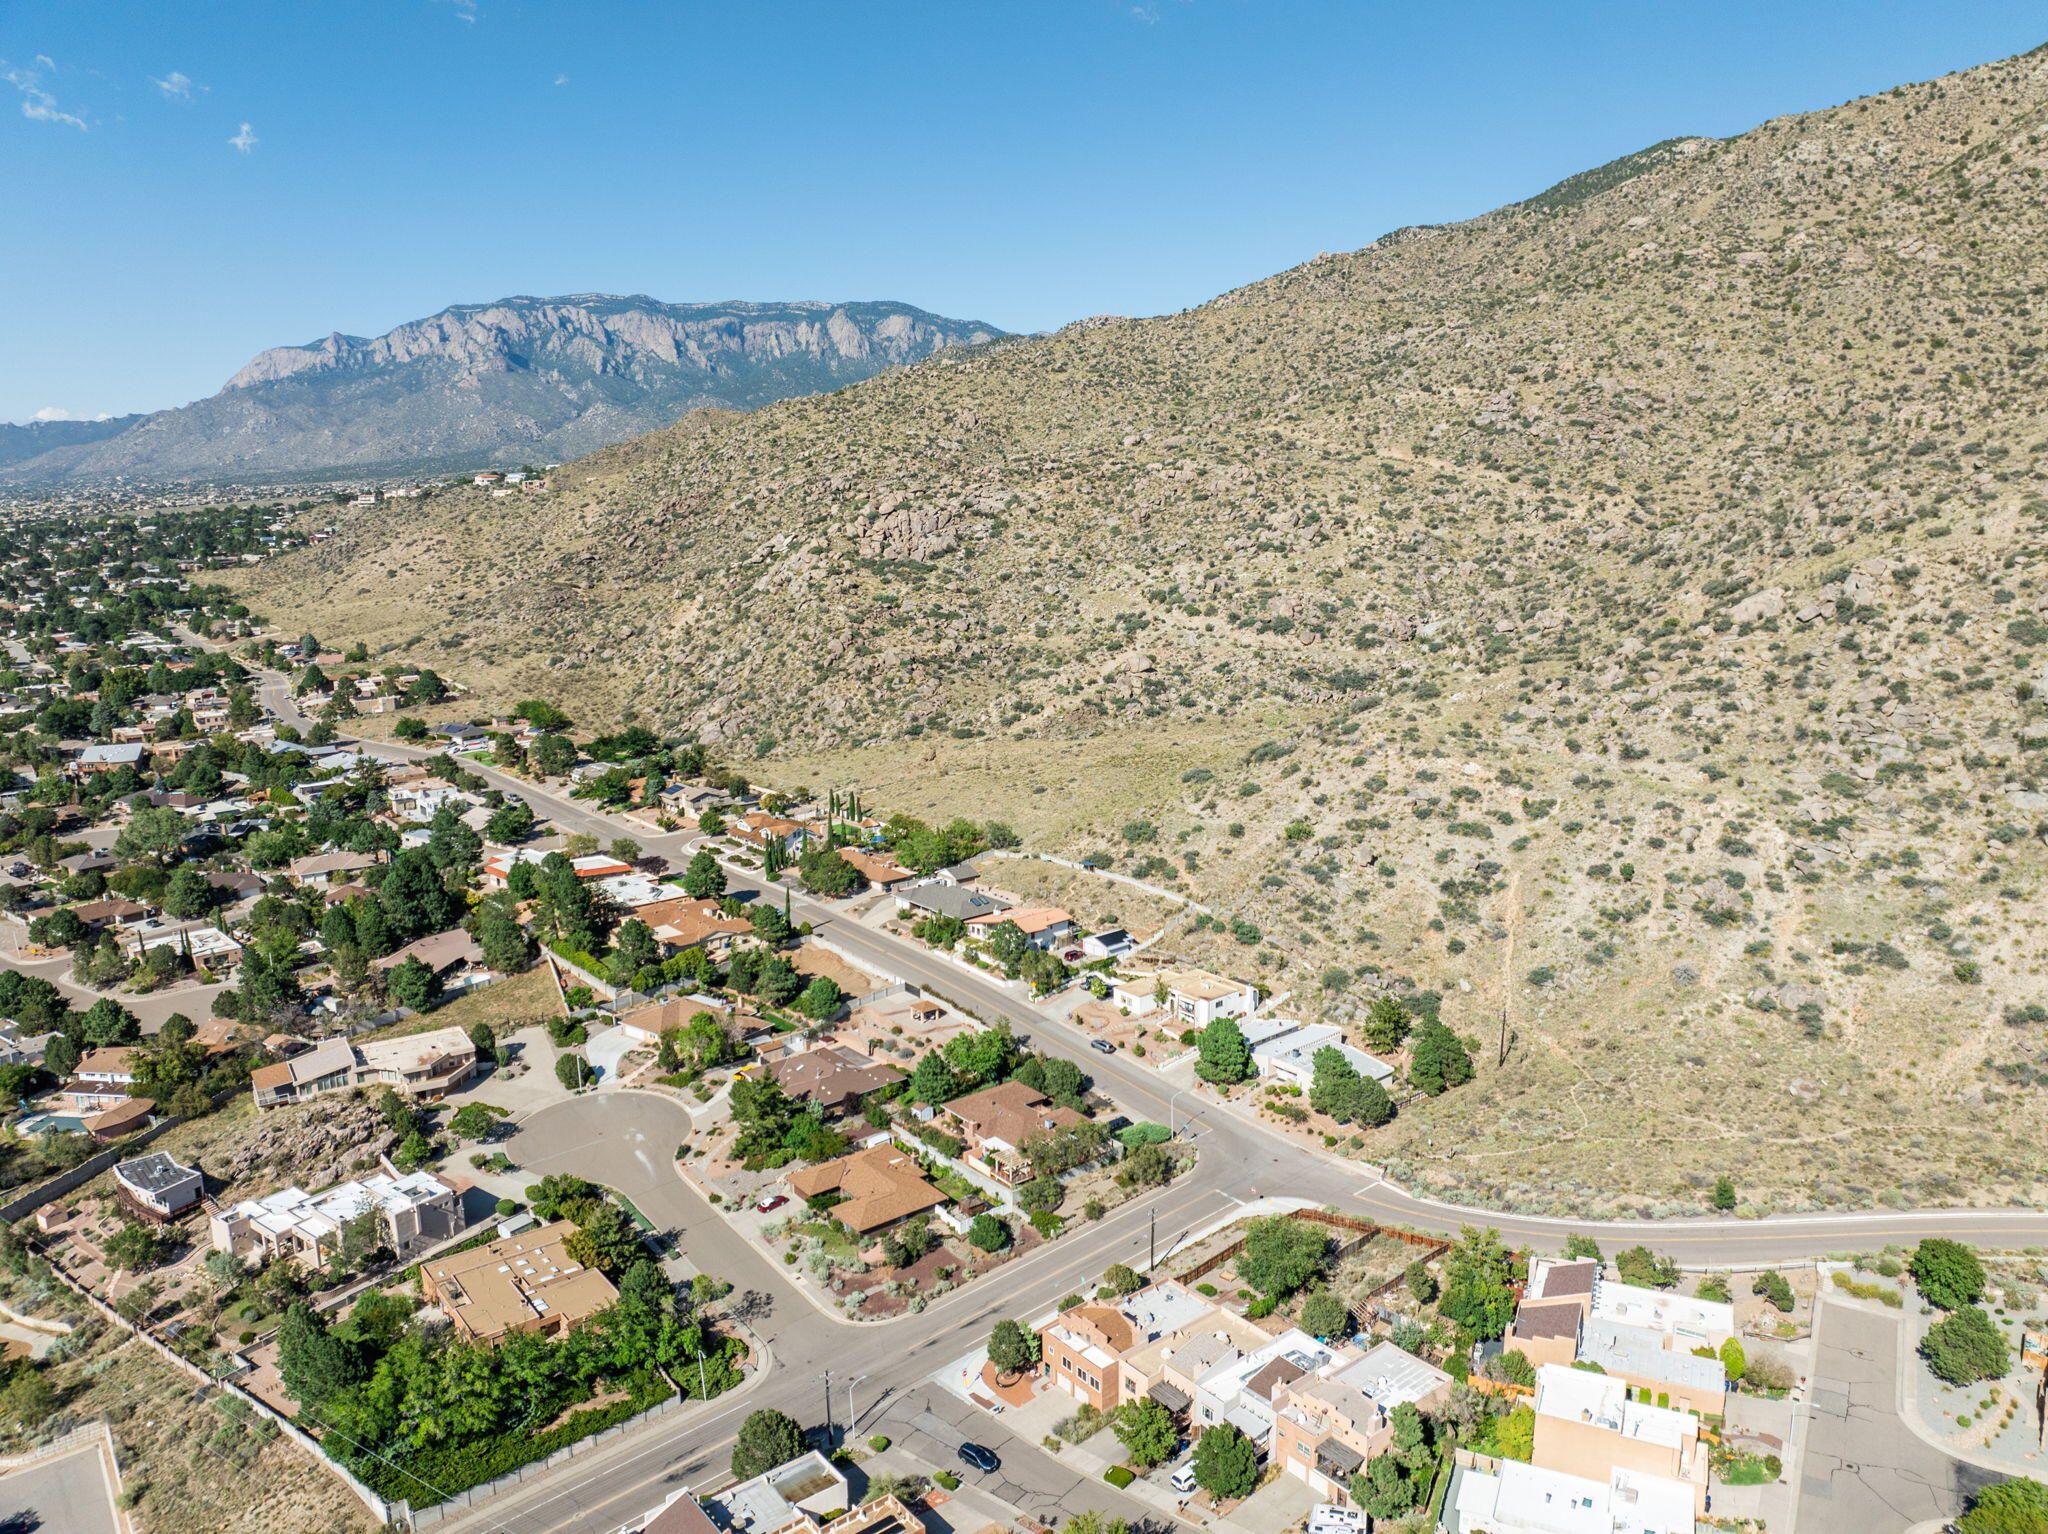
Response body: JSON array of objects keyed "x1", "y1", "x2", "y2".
[
  {"x1": 32, "y1": 407, "x2": 72, "y2": 421},
  {"x1": 440, "y1": 0, "x2": 479, "y2": 21},
  {"x1": 228, "y1": 120, "x2": 258, "y2": 153},
  {"x1": 152, "y1": 70, "x2": 203, "y2": 102},
  {"x1": 1, "y1": 59, "x2": 87, "y2": 130},
  {"x1": 553, "y1": 73, "x2": 569, "y2": 86},
  {"x1": 1130, "y1": 4, "x2": 1160, "y2": 21}
]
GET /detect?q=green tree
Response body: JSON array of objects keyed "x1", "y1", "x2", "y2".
[
  {"x1": 1921, "y1": 1306, "x2": 2010, "y2": 1385},
  {"x1": 565, "y1": 1204, "x2": 643, "y2": 1277},
  {"x1": 1407, "y1": 1017, "x2": 1473, "y2": 1095},
  {"x1": 1101, "y1": 1262, "x2": 1145, "y2": 1295},
  {"x1": 1440, "y1": 1227, "x2": 1519, "y2": 1339},
  {"x1": 1614, "y1": 1245, "x2": 1679, "y2": 1289},
  {"x1": 797, "y1": 848, "x2": 859, "y2": 897},
  {"x1": 1912, "y1": 1238, "x2": 1987, "y2": 1310},
  {"x1": 1563, "y1": 1234, "x2": 1603, "y2": 1261},
  {"x1": 275, "y1": 1302, "x2": 362, "y2": 1413},
  {"x1": 795, "y1": 976, "x2": 843, "y2": 1020},
  {"x1": 988, "y1": 1318, "x2": 1040, "y2": 1375},
  {"x1": 732, "y1": 1408, "x2": 808, "y2": 1480},
  {"x1": 105, "y1": 1221, "x2": 165, "y2": 1271},
  {"x1": 385, "y1": 954, "x2": 442, "y2": 1010},
  {"x1": 1712, "y1": 1175, "x2": 1738, "y2": 1211},
  {"x1": 984, "y1": 920, "x2": 1031, "y2": 977},
  {"x1": 162, "y1": 865, "x2": 218, "y2": 920},
  {"x1": 1113, "y1": 1398, "x2": 1178, "y2": 1468},
  {"x1": 1362, "y1": 994, "x2": 1411, "y2": 1051},
  {"x1": 1194, "y1": 1016, "x2": 1253, "y2": 1084},
  {"x1": 1753, "y1": 1270, "x2": 1795, "y2": 1312},
  {"x1": 1236, "y1": 1215, "x2": 1328, "y2": 1297},
  {"x1": 1191, "y1": 1420, "x2": 1259, "y2": 1499},
  {"x1": 967, "y1": 1213, "x2": 1010, "y2": 1251},
  {"x1": 115, "y1": 804, "x2": 189, "y2": 865},
  {"x1": 1959, "y1": 1478, "x2": 2048, "y2": 1534},
  {"x1": 1300, "y1": 1290, "x2": 1351, "y2": 1340},
  {"x1": 556, "y1": 1053, "x2": 592, "y2": 1091},
  {"x1": 485, "y1": 799, "x2": 537, "y2": 842},
  {"x1": 1493, "y1": 1403, "x2": 1536, "y2": 1461},
  {"x1": 1718, "y1": 1337, "x2": 1746, "y2": 1382},
  {"x1": 682, "y1": 850, "x2": 727, "y2": 900}
]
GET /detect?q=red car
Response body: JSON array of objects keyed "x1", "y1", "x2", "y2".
[{"x1": 754, "y1": 1194, "x2": 788, "y2": 1213}]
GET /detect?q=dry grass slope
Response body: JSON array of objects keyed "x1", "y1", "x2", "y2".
[{"x1": 231, "y1": 44, "x2": 2048, "y2": 1213}]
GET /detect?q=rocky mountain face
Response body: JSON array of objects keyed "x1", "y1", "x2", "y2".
[
  {"x1": 0, "y1": 413, "x2": 143, "y2": 470},
  {"x1": 233, "y1": 44, "x2": 2048, "y2": 1213},
  {"x1": 3, "y1": 295, "x2": 1004, "y2": 484}
]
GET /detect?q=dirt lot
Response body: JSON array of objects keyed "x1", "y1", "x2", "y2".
[
  {"x1": 790, "y1": 942, "x2": 881, "y2": 1000},
  {"x1": 356, "y1": 965, "x2": 561, "y2": 1043}
]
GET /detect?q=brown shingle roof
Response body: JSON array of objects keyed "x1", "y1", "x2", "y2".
[
  {"x1": 942, "y1": 1080, "x2": 1085, "y2": 1150},
  {"x1": 770, "y1": 1047, "x2": 904, "y2": 1108},
  {"x1": 1511, "y1": 1299, "x2": 1586, "y2": 1341},
  {"x1": 784, "y1": 1144, "x2": 947, "y2": 1234}
]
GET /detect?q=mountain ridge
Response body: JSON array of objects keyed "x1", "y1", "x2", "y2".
[{"x1": 3, "y1": 294, "x2": 1006, "y2": 485}]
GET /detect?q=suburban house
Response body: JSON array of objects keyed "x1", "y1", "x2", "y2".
[
  {"x1": 1270, "y1": 1342, "x2": 1454, "y2": 1503},
  {"x1": 66, "y1": 897, "x2": 155, "y2": 932},
  {"x1": 710, "y1": 1450, "x2": 857, "y2": 1534},
  {"x1": 1240, "y1": 1018, "x2": 1393, "y2": 1090},
  {"x1": 69, "y1": 1047, "x2": 140, "y2": 1110},
  {"x1": 1110, "y1": 969, "x2": 1256, "y2": 1027},
  {"x1": 962, "y1": 905, "x2": 1077, "y2": 951},
  {"x1": 420, "y1": 1219, "x2": 618, "y2": 1343},
  {"x1": 1449, "y1": 1459, "x2": 1698, "y2": 1534},
  {"x1": 369, "y1": 929, "x2": 495, "y2": 993},
  {"x1": 1036, "y1": 1280, "x2": 1240, "y2": 1413},
  {"x1": 352, "y1": 1026, "x2": 481, "y2": 1099},
  {"x1": 84, "y1": 1097, "x2": 156, "y2": 1143},
  {"x1": 835, "y1": 848, "x2": 918, "y2": 891},
  {"x1": 783, "y1": 1143, "x2": 948, "y2": 1237},
  {"x1": 249, "y1": 1027, "x2": 478, "y2": 1110},
  {"x1": 72, "y1": 741, "x2": 147, "y2": 776},
  {"x1": 286, "y1": 849, "x2": 384, "y2": 889},
  {"x1": 615, "y1": 994, "x2": 748, "y2": 1047},
  {"x1": 631, "y1": 1485, "x2": 923, "y2": 1534},
  {"x1": 1574, "y1": 1316, "x2": 1726, "y2": 1416},
  {"x1": 122, "y1": 923, "x2": 244, "y2": 973},
  {"x1": 768, "y1": 1045, "x2": 905, "y2": 1115},
  {"x1": 894, "y1": 882, "x2": 1011, "y2": 925},
  {"x1": 113, "y1": 1151, "x2": 204, "y2": 1222},
  {"x1": 1190, "y1": 1328, "x2": 1343, "y2": 1448},
  {"x1": 1506, "y1": 1258, "x2": 1734, "y2": 1372},
  {"x1": 728, "y1": 812, "x2": 809, "y2": 858},
  {"x1": 628, "y1": 895, "x2": 753, "y2": 959},
  {"x1": 933, "y1": 1081, "x2": 1086, "y2": 1186},
  {"x1": 210, "y1": 1170, "x2": 460, "y2": 1265},
  {"x1": 480, "y1": 849, "x2": 632, "y2": 888},
  {"x1": 250, "y1": 1039, "x2": 357, "y2": 1111},
  {"x1": 1529, "y1": 1364, "x2": 1710, "y2": 1512}
]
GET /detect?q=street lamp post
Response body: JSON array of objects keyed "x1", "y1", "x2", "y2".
[
  {"x1": 845, "y1": 1374, "x2": 867, "y2": 1439},
  {"x1": 1167, "y1": 1084, "x2": 1202, "y2": 1134}
]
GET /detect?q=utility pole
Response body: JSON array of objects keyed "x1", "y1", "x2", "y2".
[
  {"x1": 823, "y1": 1369, "x2": 834, "y2": 1448},
  {"x1": 1149, "y1": 1208, "x2": 1157, "y2": 1272},
  {"x1": 1497, "y1": 1003, "x2": 1509, "y2": 1067}
]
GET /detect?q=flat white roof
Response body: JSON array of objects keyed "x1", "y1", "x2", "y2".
[{"x1": 1533, "y1": 1364, "x2": 1693, "y2": 1450}]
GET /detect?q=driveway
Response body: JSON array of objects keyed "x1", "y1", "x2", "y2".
[
  {"x1": 584, "y1": 1021, "x2": 642, "y2": 1083},
  {"x1": 1796, "y1": 1300, "x2": 1995, "y2": 1534}
]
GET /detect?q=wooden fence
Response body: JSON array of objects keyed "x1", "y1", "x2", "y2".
[{"x1": 1175, "y1": 1208, "x2": 1451, "y2": 1285}]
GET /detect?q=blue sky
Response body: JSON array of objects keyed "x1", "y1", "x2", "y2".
[{"x1": 3, "y1": 0, "x2": 2044, "y2": 423}]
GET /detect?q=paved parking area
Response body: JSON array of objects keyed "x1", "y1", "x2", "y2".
[
  {"x1": 1796, "y1": 1301, "x2": 1994, "y2": 1534},
  {"x1": 0, "y1": 1433, "x2": 125, "y2": 1534}
]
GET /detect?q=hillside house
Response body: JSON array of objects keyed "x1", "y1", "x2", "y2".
[
  {"x1": 934, "y1": 1081, "x2": 1086, "y2": 1186},
  {"x1": 420, "y1": 1219, "x2": 618, "y2": 1342}
]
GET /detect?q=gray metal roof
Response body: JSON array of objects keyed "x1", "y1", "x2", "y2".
[{"x1": 1576, "y1": 1316, "x2": 1725, "y2": 1393}]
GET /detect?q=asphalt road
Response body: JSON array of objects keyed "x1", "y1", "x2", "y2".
[
  {"x1": 1796, "y1": 1301, "x2": 1991, "y2": 1534},
  {"x1": 225, "y1": 646, "x2": 2048, "y2": 1533}
]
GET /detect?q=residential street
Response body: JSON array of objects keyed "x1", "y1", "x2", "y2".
[
  {"x1": 1796, "y1": 1300, "x2": 1994, "y2": 1534},
  {"x1": 243, "y1": 659, "x2": 2048, "y2": 1534}
]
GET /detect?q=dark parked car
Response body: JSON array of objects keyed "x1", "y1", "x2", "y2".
[{"x1": 957, "y1": 1442, "x2": 999, "y2": 1473}]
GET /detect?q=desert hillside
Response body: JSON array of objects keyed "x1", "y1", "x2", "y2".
[{"x1": 229, "y1": 43, "x2": 2048, "y2": 1215}]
